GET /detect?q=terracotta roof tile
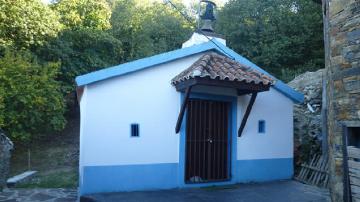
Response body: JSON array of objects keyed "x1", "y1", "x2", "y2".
[{"x1": 171, "y1": 52, "x2": 275, "y2": 86}]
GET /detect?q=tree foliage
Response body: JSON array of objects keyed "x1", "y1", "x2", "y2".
[
  {"x1": 0, "y1": 87, "x2": 4, "y2": 127},
  {"x1": 0, "y1": 50, "x2": 66, "y2": 141},
  {"x1": 216, "y1": 0, "x2": 324, "y2": 81},
  {"x1": 0, "y1": 0, "x2": 324, "y2": 143},
  {"x1": 0, "y1": 0, "x2": 61, "y2": 49},
  {"x1": 138, "y1": 2, "x2": 193, "y2": 59},
  {"x1": 37, "y1": 28, "x2": 124, "y2": 94},
  {"x1": 110, "y1": 0, "x2": 193, "y2": 61},
  {"x1": 53, "y1": 0, "x2": 111, "y2": 30}
]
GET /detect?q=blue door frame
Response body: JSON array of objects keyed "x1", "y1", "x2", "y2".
[{"x1": 179, "y1": 92, "x2": 238, "y2": 188}]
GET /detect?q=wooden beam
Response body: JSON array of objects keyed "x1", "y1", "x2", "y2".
[
  {"x1": 238, "y1": 93, "x2": 258, "y2": 137},
  {"x1": 342, "y1": 125, "x2": 352, "y2": 202},
  {"x1": 175, "y1": 77, "x2": 270, "y2": 92},
  {"x1": 175, "y1": 79, "x2": 197, "y2": 91},
  {"x1": 175, "y1": 86, "x2": 192, "y2": 134},
  {"x1": 237, "y1": 89, "x2": 255, "y2": 96},
  {"x1": 196, "y1": 77, "x2": 269, "y2": 91}
]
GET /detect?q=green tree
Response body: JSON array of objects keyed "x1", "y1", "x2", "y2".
[
  {"x1": 110, "y1": 0, "x2": 193, "y2": 61},
  {"x1": 37, "y1": 28, "x2": 124, "y2": 94},
  {"x1": 216, "y1": 0, "x2": 324, "y2": 81},
  {"x1": 138, "y1": 2, "x2": 193, "y2": 58},
  {"x1": 0, "y1": 0, "x2": 61, "y2": 49},
  {"x1": 0, "y1": 50, "x2": 66, "y2": 141},
  {"x1": 0, "y1": 87, "x2": 4, "y2": 127},
  {"x1": 53, "y1": 0, "x2": 111, "y2": 30}
]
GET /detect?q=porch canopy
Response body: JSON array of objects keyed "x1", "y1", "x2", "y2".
[{"x1": 171, "y1": 52, "x2": 275, "y2": 136}]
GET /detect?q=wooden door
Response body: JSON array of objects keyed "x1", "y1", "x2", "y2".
[{"x1": 185, "y1": 99, "x2": 230, "y2": 183}]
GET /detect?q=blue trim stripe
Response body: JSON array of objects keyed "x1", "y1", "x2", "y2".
[
  {"x1": 79, "y1": 158, "x2": 293, "y2": 195},
  {"x1": 75, "y1": 40, "x2": 303, "y2": 103},
  {"x1": 75, "y1": 42, "x2": 215, "y2": 86},
  {"x1": 235, "y1": 158, "x2": 293, "y2": 182},
  {"x1": 80, "y1": 163, "x2": 178, "y2": 195}
]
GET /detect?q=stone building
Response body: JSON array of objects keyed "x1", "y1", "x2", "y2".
[
  {"x1": 0, "y1": 129, "x2": 13, "y2": 191},
  {"x1": 323, "y1": 0, "x2": 360, "y2": 201}
]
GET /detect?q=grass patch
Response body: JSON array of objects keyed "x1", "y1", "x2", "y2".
[
  {"x1": 9, "y1": 117, "x2": 80, "y2": 189},
  {"x1": 15, "y1": 168, "x2": 78, "y2": 188}
]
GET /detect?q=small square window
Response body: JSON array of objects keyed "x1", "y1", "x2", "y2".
[
  {"x1": 258, "y1": 120, "x2": 265, "y2": 133},
  {"x1": 131, "y1": 123, "x2": 140, "y2": 137}
]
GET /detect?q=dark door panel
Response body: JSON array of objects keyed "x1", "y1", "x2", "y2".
[{"x1": 185, "y1": 99, "x2": 230, "y2": 183}]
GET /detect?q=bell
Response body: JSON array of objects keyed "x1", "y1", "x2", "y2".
[
  {"x1": 200, "y1": 1, "x2": 216, "y2": 32},
  {"x1": 201, "y1": 20, "x2": 214, "y2": 32},
  {"x1": 200, "y1": 1, "x2": 216, "y2": 21}
]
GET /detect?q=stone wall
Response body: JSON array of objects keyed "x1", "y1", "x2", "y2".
[
  {"x1": 288, "y1": 69, "x2": 324, "y2": 167},
  {"x1": 0, "y1": 129, "x2": 13, "y2": 191},
  {"x1": 324, "y1": 0, "x2": 360, "y2": 201}
]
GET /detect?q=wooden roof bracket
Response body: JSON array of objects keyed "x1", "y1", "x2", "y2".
[
  {"x1": 175, "y1": 86, "x2": 193, "y2": 134},
  {"x1": 238, "y1": 92, "x2": 258, "y2": 137},
  {"x1": 174, "y1": 77, "x2": 269, "y2": 135}
]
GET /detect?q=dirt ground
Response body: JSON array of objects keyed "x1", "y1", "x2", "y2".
[{"x1": 9, "y1": 118, "x2": 80, "y2": 189}]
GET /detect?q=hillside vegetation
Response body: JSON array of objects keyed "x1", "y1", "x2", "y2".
[
  {"x1": 1, "y1": 0, "x2": 324, "y2": 187},
  {"x1": 10, "y1": 118, "x2": 79, "y2": 188}
]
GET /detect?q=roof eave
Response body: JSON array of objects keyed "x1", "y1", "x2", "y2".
[
  {"x1": 272, "y1": 81, "x2": 304, "y2": 104},
  {"x1": 75, "y1": 41, "x2": 216, "y2": 87},
  {"x1": 75, "y1": 39, "x2": 304, "y2": 104},
  {"x1": 210, "y1": 39, "x2": 304, "y2": 104}
]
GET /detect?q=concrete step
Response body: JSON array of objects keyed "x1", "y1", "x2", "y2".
[{"x1": 7, "y1": 170, "x2": 37, "y2": 187}]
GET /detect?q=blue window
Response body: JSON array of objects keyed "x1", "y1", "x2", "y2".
[
  {"x1": 258, "y1": 120, "x2": 265, "y2": 133},
  {"x1": 131, "y1": 123, "x2": 140, "y2": 137}
]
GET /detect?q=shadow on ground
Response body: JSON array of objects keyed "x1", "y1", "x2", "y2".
[{"x1": 81, "y1": 180, "x2": 330, "y2": 202}]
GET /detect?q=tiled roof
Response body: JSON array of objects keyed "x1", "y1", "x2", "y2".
[{"x1": 171, "y1": 52, "x2": 275, "y2": 86}]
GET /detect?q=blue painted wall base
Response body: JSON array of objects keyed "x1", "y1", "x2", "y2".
[
  {"x1": 80, "y1": 163, "x2": 178, "y2": 195},
  {"x1": 235, "y1": 158, "x2": 293, "y2": 182},
  {"x1": 80, "y1": 158, "x2": 293, "y2": 195}
]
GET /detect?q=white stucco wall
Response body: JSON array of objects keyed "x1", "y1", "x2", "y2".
[
  {"x1": 79, "y1": 55, "x2": 294, "y2": 169},
  {"x1": 237, "y1": 88, "x2": 294, "y2": 160},
  {"x1": 79, "y1": 85, "x2": 87, "y2": 188},
  {"x1": 182, "y1": 32, "x2": 226, "y2": 48},
  {"x1": 79, "y1": 54, "x2": 203, "y2": 167}
]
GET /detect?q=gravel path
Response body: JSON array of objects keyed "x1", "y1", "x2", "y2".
[{"x1": 0, "y1": 188, "x2": 77, "y2": 202}]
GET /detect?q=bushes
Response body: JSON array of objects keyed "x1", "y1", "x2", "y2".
[
  {"x1": 0, "y1": 0, "x2": 192, "y2": 143},
  {"x1": 0, "y1": 50, "x2": 65, "y2": 142},
  {"x1": 216, "y1": 0, "x2": 324, "y2": 81},
  {"x1": 37, "y1": 28, "x2": 124, "y2": 95},
  {"x1": 0, "y1": 87, "x2": 4, "y2": 127}
]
